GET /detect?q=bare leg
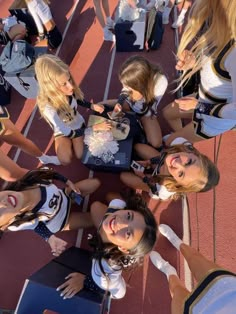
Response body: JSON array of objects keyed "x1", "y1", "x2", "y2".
[
  {"x1": 169, "y1": 275, "x2": 191, "y2": 314},
  {"x1": 135, "y1": 143, "x2": 161, "y2": 160},
  {"x1": 8, "y1": 24, "x2": 27, "y2": 42},
  {"x1": 72, "y1": 136, "x2": 84, "y2": 160},
  {"x1": 55, "y1": 137, "x2": 73, "y2": 165},
  {"x1": 180, "y1": 243, "x2": 221, "y2": 282},
  {"x1": 0, "y1": 149, "x2": 28, "y2": 181},
  {"x1": 1, "y1": 119, "x2": 43, "y2": 157},
  {"x1": 93, "y1": 0, "x2": 106, "y2": 28},
  {"x1": 165, "y1": 122, "x2": 203, "y2": 146},
  {"x1": 63, "y1": 212, "x2": 93, "y2": 230},
  {"x1": 140, "y1": 116, "x2": 162, "y2": 148},
  {"x1": 90, "y1": 201, "x2": 107, "y2": 228},
  {"x1": 162, "y1": 100, "x2": 193, "y2": 131},
  {"x1": 101, "y1": 0, "x2": 110, "y2": 19},
  {"x1": 74, "y1": 178, "x2": 101, "y2": 196},
  {"x1": 120, "y1": 172, "x2": 150, "y2": 191}
]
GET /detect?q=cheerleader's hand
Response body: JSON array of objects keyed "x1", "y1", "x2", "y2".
[
  {"x1": 93, "y1": 121, "x2": 112, "y2": 131},
  {"x1": 175, "y1": 96, "x2": 198, "y2": 112},
  {"x1": 91, "y1": 104, "x2": 105, "y2": 113},
  {"x1": 57, "y1": 272, "x2": 85, "y2": 299},
  {"x1": 48, "y1": 235, "x2": 67, "y2": 257},
  {"x1": 176, "y1": 50, "x2": 196, "y2": 71},
  {"x1": 66, "y1": 179, "x2": 81, "y2": 194}
]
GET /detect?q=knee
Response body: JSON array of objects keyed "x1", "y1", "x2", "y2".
[
  {"x1": 58, "y1": 155, "x2": 73, "y2": 166},
  {"x1": 92, "y1": 178, "x2": 101, "y2": 189},
  {"x1": 91, "y1": 201, "x2": 102, "y2": 212},
  {"x1": 147, "y1": 137, "x2": 162, "y2": 149},
  {"x1": 162, "y1": 102, "x2": 175, "y2": 119}
]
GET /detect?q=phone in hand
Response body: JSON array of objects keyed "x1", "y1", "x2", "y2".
[
  {"x1": 130, "y1": 161, "x2": 145, "y2": 172},
  {"x1": 70, "y1": 191, "x2": 83, "y2": 205}
]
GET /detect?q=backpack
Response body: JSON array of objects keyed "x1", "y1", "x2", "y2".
[
  {"x1": 146, "y1": 9, "x2": 164, "y2": 50},
  {"x1": 0, "y1": 39, "x2": 35, "y2": 74}
]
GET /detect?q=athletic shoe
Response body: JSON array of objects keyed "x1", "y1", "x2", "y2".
[
  {"x1": 106, "y1": 17, "x2": 115, "y2": 29},
  {"x1": 103, "y1": 27, "x2": 115, "y2": 42},
  {"x1": 172, "y1": 15, "x2": 185, "y2": 28},
  {"x1": 38, "y1": 154, "x2": 61, "y2": 165},
  {"x1": 150, "y1": 251, "x2": 178, "y2": 278},
  {"x1": 159, "y1": 224, "x2": 182, "y2": 250}
]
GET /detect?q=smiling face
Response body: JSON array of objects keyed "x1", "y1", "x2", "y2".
[
  {"x1": 165, "y1": 152, "x2": 207, "y2": 188},
  {"x1": 101, "y1": 209, "x2": 146, "y2": 251},
  {"x1": 57, "y1": 72, "x2": 74, "y2": 96},
  {"x1": 0, "y1": 191, "x2": 24, "y2": 227}
]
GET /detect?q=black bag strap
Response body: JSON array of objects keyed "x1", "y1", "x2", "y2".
[{"x1": 16, "y1": 73, "x2": 30, "y2": 91}]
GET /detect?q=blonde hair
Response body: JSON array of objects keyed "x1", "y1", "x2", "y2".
[
  {"x1": 35, "y1": 54, "x2": 83, "y2": 118},
  {"x1": 177, "y1": 0, "x2": 236, "y2": 88},
  {"x1": 152, "y1": 144, "x2": 220, "y2": 199}
]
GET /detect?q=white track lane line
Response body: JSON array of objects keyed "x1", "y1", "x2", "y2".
[
  {"x1": 75, "y1": 45, "x2": 117, "y2": 248},
  {"x1": 173, "y1": 4, "x2": 192, "y2": 291}
]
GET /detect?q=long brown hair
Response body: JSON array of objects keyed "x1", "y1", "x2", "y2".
[
  {"x1": 89, "y1": 193, "x2": 157, "y2": 272},
  {"x1": 119, "y1": 55, "x2": 163, "y2": 105}
]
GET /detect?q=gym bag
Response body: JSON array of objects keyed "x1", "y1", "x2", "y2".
[
  {"x1": 146, "y1": 8, "x2": 164, "y2": 50},
  {"x1": 0, "y1": 39, "x2": 35, "y2": 74}
]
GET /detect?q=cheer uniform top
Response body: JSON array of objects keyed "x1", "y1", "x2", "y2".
[
  {"x1": 117, "y1": 74, "x2": 168, "y2": 117},
  {"x1": 0, "y1": 106, "x2": 10, "y2": 135},
  {"x1": 42, "y1": 96, "x2": 92, "y2": 138},
  {"x1": 184, "y1": 269, "x2": 236, "y2": 314},
  {"x1": 91, "y1": 199, "x2": 127, "y2": 299},
  {"x1": 193, "y1": 40, "x2": 236, "y2": 139},
  {"x1": 8, "y1": 183, "x2": 70, "y2": 241}
]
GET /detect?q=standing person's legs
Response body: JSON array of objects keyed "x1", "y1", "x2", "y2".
[
  {"x1": 180, "y1": 244, "x2": 221, "y2": 282},
  {"x1": 162, "y1": 0, "x2": 176, "y2": 24},
  {"x1": 93, "y1": 0, "x2": 106, "y2": 28},
  {"x1": 93, "y1": 0, "x2": 114, "y2": 41},
  {"x1": 159, "y1": 224, "x2": 221, "y2": 282},
  {"x1": 172, "y1": 0, "x2": 192, "y2": 28},
  {"x1": 27, "y1": 1, "x2": 45, "y2": 35},
  {"x1": 150, "y1": 251, "x2": 191, "y2": 314},
  {"x1": 101, "y1": 0, "x2": 113, "y2": 26}
]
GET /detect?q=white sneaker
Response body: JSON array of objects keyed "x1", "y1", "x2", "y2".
[
  {"x1": 159, "y1": 224, "x2": 182, "y2": 250},
  {"x1": 38, "y1": 154, "x2": 61, "y2": 165},
  {"x1": 150, "y1": 251, "x2": 178, "y2": 278},
  {"x1": 103, "y1": 27, "x2": 115, "y2": 42},
  {"x1": 106, "y1": 17, "x2": 114, "y2": 29},
  {"x1": 172, "y1": 15, "x2": 185, "y2": 28}
]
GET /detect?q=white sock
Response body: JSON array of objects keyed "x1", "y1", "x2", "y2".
[
  {"x1": 150, "y1": 251, "x2": 178, "y2": 280},
  {"x1": 159, "y1": 224, "x2": 183, "y2": 250},
  {"x1": 38, "y1": 154, "x2": 61, "y2": 165},
  {"x1": 178, "y1": 8, "x2": 187, "y2": 19}
]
